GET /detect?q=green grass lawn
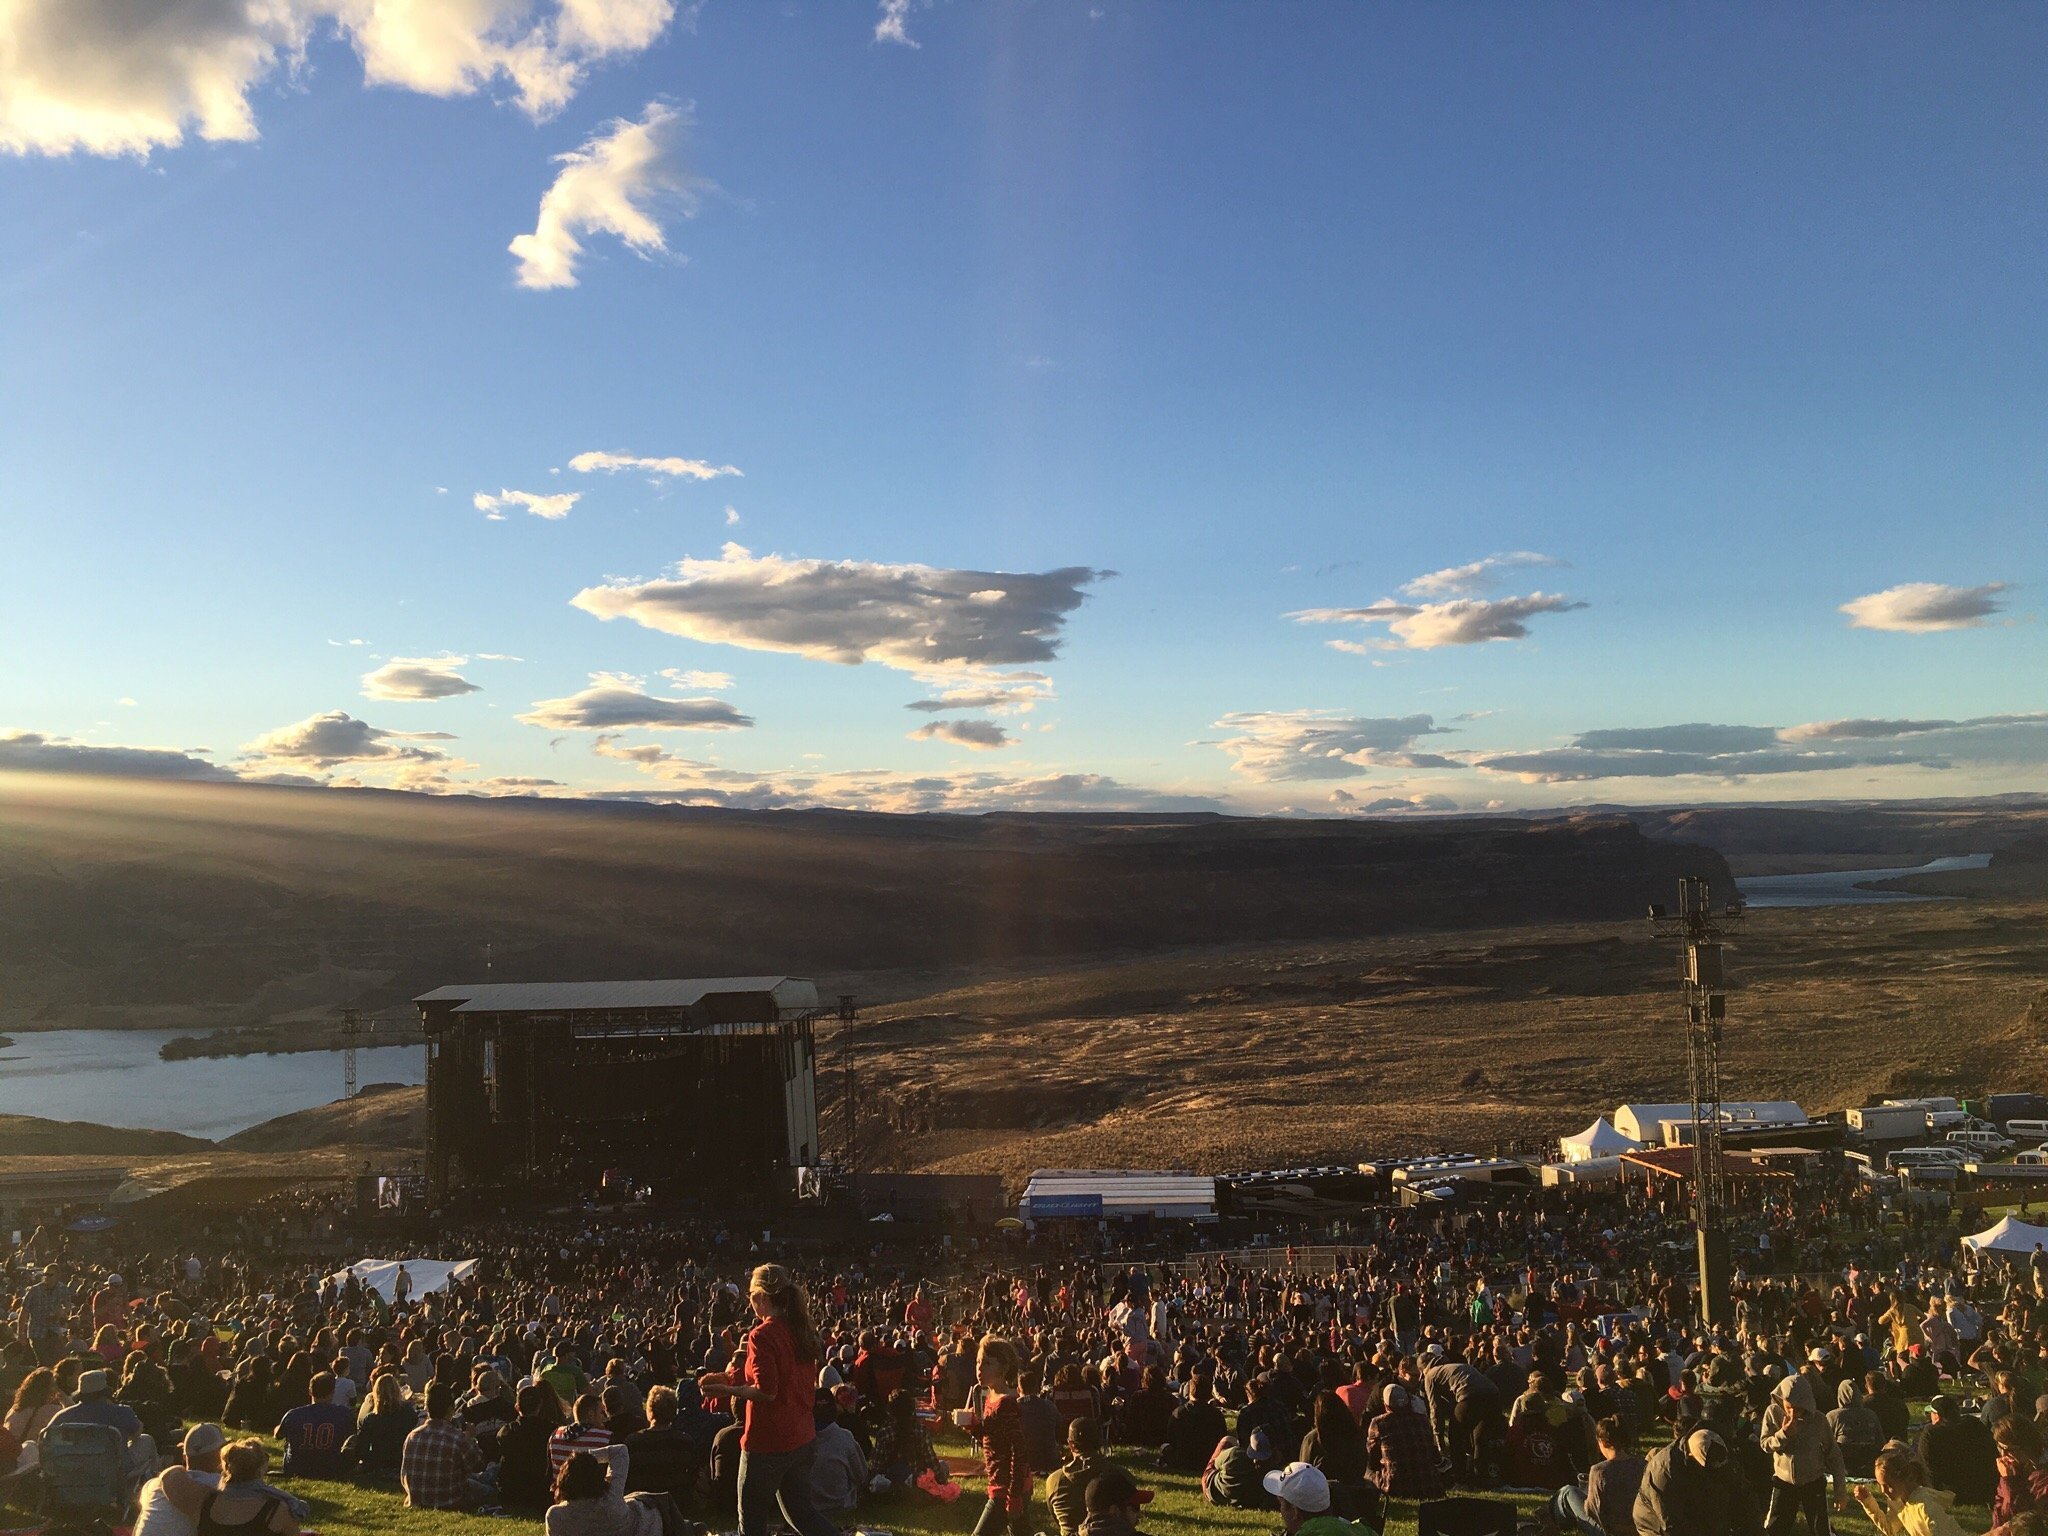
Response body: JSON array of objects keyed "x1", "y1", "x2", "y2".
[{"x1": 213, "y1": 1428, "x2": 1993, "y2": 1536}]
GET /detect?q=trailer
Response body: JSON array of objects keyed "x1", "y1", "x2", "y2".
[{"x1": 1847, "y1": 1104, "x2": 1929, "y2": 1141}]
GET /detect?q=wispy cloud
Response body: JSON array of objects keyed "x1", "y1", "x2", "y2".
[
  {"x1": 1296, "y1": 592, "x2": 1586, "y2": 650},
  {"x1": 874, "y1": 0, "x2": 921, "y2": 48},
  {"x1": 510, "y1": 100, "x2": 707, "y2": 291},
  {"x1": 1840, "y1": 581, "x2": 2012, "y2": 633},
  {"x1": 592, "y1": 740, "x2": 1221, "y2": 814},
  {"x1": 1401, "y1": 551, "x2": 1565, "y2": 599},
  {"x1": 1293, "y1": 553, "x2": 1584, "y2": 649},
  {"x1": 568, "y1": 450, "x2": 740, "y2": 480},
  {"x1": 1210, "y1": 711, "x2": 1457, "y2": 782},
  {"x1": 475, "y1": 488, "x2": 580, "y2": 520}
]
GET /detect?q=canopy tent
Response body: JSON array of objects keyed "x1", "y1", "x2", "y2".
[
  {"x1": 1962, "y1": 1216, "x2": 2048, "y2": 1256},
  {"x1": 1559, "y1": 1118, "x2": 1639, "y2": 1163},
  {"x1": 326, "y1": 1257, "x2": 478, "y2": 1302}
]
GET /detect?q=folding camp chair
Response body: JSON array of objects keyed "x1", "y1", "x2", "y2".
[{"x1": 38, "y1": 1421, "x2": 127, "y2": 1532}]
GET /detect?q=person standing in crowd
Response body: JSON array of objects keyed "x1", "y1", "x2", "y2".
[
  {"x1": 961, "y1": 1333, "x2": 1035, "y2": 1536},
  {"x1": 697, "y1": 1262, "x2": 839, "y2": 1536}
]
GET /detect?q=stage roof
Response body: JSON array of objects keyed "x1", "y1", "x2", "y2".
[{"x1": 415, "y1": 977, "x2": 821, "y2": 1014}]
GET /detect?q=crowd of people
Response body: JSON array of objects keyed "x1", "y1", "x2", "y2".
[{"x1": 0, "y1": 1169, "x2": 2043, "y2": 1536}]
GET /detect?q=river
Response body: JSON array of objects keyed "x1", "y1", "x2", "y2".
[
  {"x1": 0, "y1": 1030, "x2": 426, "y2": 1139},
  {"x1": 1735, "y1": 852, "x2": 1993, "y2": 909}
]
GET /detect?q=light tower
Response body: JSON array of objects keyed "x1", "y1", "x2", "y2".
[
  {"x1": 341, "y1": 1007, "x2": 363, "y2": 1101},
  {"x1": 1649, "y1": 876, "x2": 1743, "y2": 1327}
]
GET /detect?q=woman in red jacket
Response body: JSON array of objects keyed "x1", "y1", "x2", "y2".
[
  {"x1": 699, "y1": 1264, "x2": 839, "y2": 1536},
  {"x1": 961, "y1": 1334, "x2": 1034, "y2": 1536}
]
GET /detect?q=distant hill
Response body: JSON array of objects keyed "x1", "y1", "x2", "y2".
[
  {"x1": 0, "y1": 1117, "x2": 212, "y2": 1157},
  {"x1": 1627, "y1": 802, "x2": 2048, "y2": 872},
  {"x1": 220, "y1": 1083, "x2": 424, "y2": 1152},
  {"x1": 0, "y1": 773, "x2": 1729, "y2": 1032}
]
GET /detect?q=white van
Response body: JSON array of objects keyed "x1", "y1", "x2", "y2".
[
  {"x1": 2016, "y1": 1150, "x2": 2048, "y2": 1168},
  {"x1": 2004, "y1": 1119, "x2": 2048, "y2": 1143},
  {"x1": 1948, "y1": 1128, "x2": 2016, "y2": 1157},
  {"x1": 1887, "y1": 1146, "x2": 1969, "y2": 1173}
]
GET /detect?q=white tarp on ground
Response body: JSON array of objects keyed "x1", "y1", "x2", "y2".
[
  {"x1": 1962, "y1": 1216, "x2": 2048, "y2": 1255},
  {"x1": 327, "y1": 1258, "x2": 478, "y2": 1301},
  {"x1": 1559, "y1": 1118, "x2": 1640, "y2": 1163}
]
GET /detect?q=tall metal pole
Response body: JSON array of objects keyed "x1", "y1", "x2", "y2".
[
  {"x1": 838, "y1": 994, "x2": 859, "y2": 1174},
  {"x1": 342, "y1": 1007, "x2": 362, "y2": 1101},
  {"x1": 1653, "y1": 877, "x2": 1741, "y2": 1328}
]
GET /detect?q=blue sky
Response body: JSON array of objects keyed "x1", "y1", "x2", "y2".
[{"x1": 2, "y1": 1, "x2": 2044, "y2": 813}]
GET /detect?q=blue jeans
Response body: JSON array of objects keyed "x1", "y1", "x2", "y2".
[
  {"x1": 737, "y1": 1441, "x2": 841, "y2": 1536},
  {"x1": 1551, "y1": 1483, "x2": 1601, "y2": 1536}
]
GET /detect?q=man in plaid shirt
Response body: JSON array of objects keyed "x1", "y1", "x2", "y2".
[{"x1": 401, "y1": 1381, "x2": 486, "y2": 1510}]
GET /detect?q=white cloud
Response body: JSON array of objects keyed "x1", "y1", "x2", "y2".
[
  {"x1": 1468, "y1": 714, "x2": 2048, "y2": 783},
  {"x1": 874, "y1": 0, "x2": 920, "y2": 47},
  {"x1": 474, "y1": 488, "x2": 579, "y2": 520},
  {"x1": 1329, "y1": 789, "x2": 1460, "y2": 815},
  {"x1": 0, "y1": 0, "x2": 676, "y2": 159},
  {"x1": 568, "y1": 449, "x2": 740, "y2": 480},
  {"x1": 0, "y1": 728, "x2": 232, "y2": 781},
  {"x1": 1210, "y1": 711, "x2": 1458, "y2": 782},
  {"x1": 1840, "y1": 581, "x2": 2012, "y2": 633},
  {"x1": 516, "y1": 671, "x2": 753, "y2": 731},
  {"x1": 724, "y1": 506, "x2": 741, "y2": 525},
  {"x1": 571, "y1": 543, "x2": 1107, "y2": 674},
  {"x1": 361, "y1": 656, "x2": 481, "y2": 701},
  {"x1": 592, "y1": 739, "x2": 1221, "y2": 814},
  {"x1": 1401, "y1": 551, "x2": 1565, "y2": 599},
  {"x1": 241, "y1": 710, "x2": 455, "y2": 769},
  {"x1": 908, "y1": 718, "x2": 1011, "y2": 751},
  {"x1": 509, "y1": 100, "x2": 705, "y2": 290},
  {"x1": 659, "y1": 667, "x2": 732, "y2": 690},
  {"x1": 904, "y1": 674, "x2": 1053, "y2": 714},
  {"x1": 1295, "y1": 592, "x2": 1586, "y2": 649}
]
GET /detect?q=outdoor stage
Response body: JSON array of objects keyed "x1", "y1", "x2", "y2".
[{"x1": 416, "y1": 977, "x2": 829, "y2": 1206}]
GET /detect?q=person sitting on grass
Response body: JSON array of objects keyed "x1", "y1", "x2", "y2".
[
  {"x1": 1077, "y1": 1463, "x2": 1152, "y2": 1536},
  {"x1": 495, "y1": 1380, "x2": 567, "y2": 1512},
  {"x1": 275, "y1": 1370, "x2": 354, "y2": 1480},
  {"x1": 343, "y1": 1369, "x2": 415, "y2": 1479},
  {"x1": 1263, "y1": 1459, "x2": 1371, "y2": 1536},
  {"x1": 136, "y1": 1422, "x2": 309, "y2": 1536},
  {"x1": 155, "y1": 1437, "x2": 298, "y2": 1536},
  {"x1": 1852, "y1": 1446, "x2": 1966, "y2": 1536},
  {"x1": 1047, "y1": 1416, "x2": 1122, "y2": 1536},
  {"x1": 546, "y1": 1445, "x2": 663, "y2": 1536},
  {"x1": 870, "y1": 1387, "x2": 944, "y2": 1498},
  {"x1": 400, "y1": 1379, "x2": 486, "y2": 1510},
  {"x1": 1994, "y1": 1418, "x2": 2048, "y2": 1536}
]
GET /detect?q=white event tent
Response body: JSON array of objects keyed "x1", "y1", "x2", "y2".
[
  {"x1": 1962, "y1": 1216, "x2": 2048, "y2": 1256},
  {"x1": 1559, "y1": 1118, "x2": 1640, "y2": 1164},
  {"x1": 326, "y1": 1258, "x2": 478, "y2": 1302}
]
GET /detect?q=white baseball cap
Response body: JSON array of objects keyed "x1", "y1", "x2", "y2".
[{"x1": 1262, "y1": 1462, "x2": 1331, "y2": 1514}]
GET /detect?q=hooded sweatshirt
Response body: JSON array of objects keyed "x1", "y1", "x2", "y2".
[
  {"x1": 1760, "y1": 1375, "x2": 1845, "y2": 1494},
  {"x1": 1825, "y1": 1377, "x2": 1882, "y2": 1479}
]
